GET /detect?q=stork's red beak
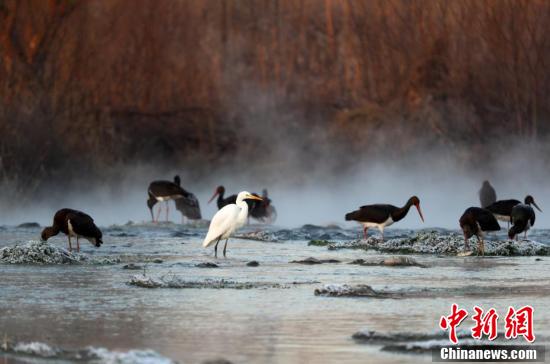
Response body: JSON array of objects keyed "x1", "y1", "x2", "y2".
[
  {"x1": 208, "y1": 190, "x2": 219, "y2": 204},
  {"x1": 416, "y1": 203, "x2": 425, "y2": 223}
]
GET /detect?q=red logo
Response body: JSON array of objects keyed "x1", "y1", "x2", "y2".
[
  {"x1": 440, "y1": 304, "x2": 535, "y2": 344},
  {"x1": 471, "y1": 306, "x2": 499, "y2": 341},
  {"x1": 439, "y1": 303, "x2": 469, "y2": 344},
  {"x1": 504, "y1": 306, "x2": 535, "y2": 342}
]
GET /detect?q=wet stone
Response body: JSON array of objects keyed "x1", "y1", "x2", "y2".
[
  {"x1": 0, "y1": 241, "x2": 120, "y2": 265},
  {"x1": 349, "y1": 256, "x2": 426, "y2": 267},
  {"x1": 246, "y1": 261, "x2": 260, "y2": 267},
  {"x1": 352, "y1": 328, "x2": 472, "y2": 349},
  {"x1": 291, "y1": 257, "x2": 341, "y2": 264},
  {"x1": 0, "y1": 340, "x2": 175, "y2": 363},
  {"x1": 352, "y1": 329, "x2": 486, "y2": 354},
  {"x1": 307, "y1": 240, "x2": 332, "y2": 247},
  {"x1": 123, "y1": 263, "x2": 142, "y2": 270},
  {"x1": 16, "y1": 222, "x2": 40, "y2": 228},
  {"x1": 128, "y1": 275, "x2": 314, "y2": 290},
  {"x1": 152, "y1": 258, "x2": 164, "y2": 263},
  {"x1": 328, "y1": 231, "x2": 550, "y2": 256},
  {"x1": 314, "y1": 284, "x2": 390, "y2": 297},
  {"x1": 196, "y1": 262, "x2": 219, "y2": 268},
  {"x1": 234, "y1": 231, "x2": 278, "y2": 242}
]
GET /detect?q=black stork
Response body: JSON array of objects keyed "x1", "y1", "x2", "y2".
[
  {"x1": 459, "y1": 207, "x2": 500, "y2": 256},
  {"x1": 208, "y1": 186, "x2": 237, "y2": 210},
  {"x1": 249, "y1": 189, "x2": 277, "y2": 223},
  {"x1": 479, "y1": 180, "x2": 497, "y2": 208},
  {"x1": 508, "y1": 203, "x2": 539, "y2": 240},
  {"x1": 486, "y1": 195, "x2": 541, "y2": 225},
  {"x1": 41, "y1": 208, "x2": 103, "y2": 252},
  {"x1": 147, "y1": 175, "x2": 201, "y2": 223},
  {"x1": 345, "y1": 196, "x2": 424, "y2": 241}
]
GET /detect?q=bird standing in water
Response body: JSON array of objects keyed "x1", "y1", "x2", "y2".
[
  {"x1": 249, "y1": 189, "x2": 277, "y2": 223},
  {"x1": 41, "y1": 209, "x2": 103, "y2": 252},
  {"x1": 147, "y1": 175, "x2": 201, "y2": 222},
  {"x1": 345, "y1": 196, "x2": 424, "y2": 241},
  {"x1": 479, "y1": 180, "x2": 497, "y2": 208},
  {"x1": 486, "y1": 195, "x2": 541, "y2": 227},
  {"x1": 508, "y1": 202, "x2": 539, "y2": 240},
  {"x1": 203, "y1": 191, "x2": 262, "y2": 258},
  {"x1": 459, "y1": 207, "x2": 500, "y2": 256},
  {"x1": 208, "y1": 185, "x2": 238, "y2": 209}
]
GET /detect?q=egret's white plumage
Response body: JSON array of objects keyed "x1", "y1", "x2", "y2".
[{"x1": 203, "y1": 191, "x2": 262, "y2": 257}]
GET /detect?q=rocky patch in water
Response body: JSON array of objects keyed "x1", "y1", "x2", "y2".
[
  {"x1": 352, "y1": 329, "x2": 517, "y2": 354},
  {"x1": 314, "y1": 284, "x2": 400, "y2": 298},
  {"x1": 290, "y1": 257, "x2": 341, "y2": 264},
  {"x1": 328, "y1": 231, "x2": 550, "y2": 256},
  {"x1": 196, "y1": 262, "x2": 219, "y2": 268},
  {"x1": 307, "y1": 239, "x2": 334, "y2": 246},
  {"x1": 123, "y1": 263, "x2": 143, "y2": 270},
  {"x1": 129, "y1": 274, "x2": 317, "y2": 289},
  {"x1": 315, "y1": 283, "x2": 550, "y2": 299},
  {"x1": 0, "y1": 340, "x2": 175, "y2": 363},
  {"x1": 0, "y1": 241, "x2": 121, "y2": 265},
  {"x1": 16, "y1": 222, "x2": 41, "y2": 228},
  {"x1": 352, "y1": 328, "x2": 475, "y2": 353},
  {"x1": 349, "y1": 256, "x2": 427, "y2": 267},
  {"x1": 234, "y1": 230, "x2": 279, "y2": 242},
  {"x1": 246, "y1": 260, "x2": 260, "y2": 267}
]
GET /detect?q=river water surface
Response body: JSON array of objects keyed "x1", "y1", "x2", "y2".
[{"x1": 1, "y1": 223, "x2": 549, "y2": 363}]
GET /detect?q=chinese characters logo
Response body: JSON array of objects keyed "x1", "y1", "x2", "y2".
[{"x1": 439, "y1": 304, "x2": 535, "y2": 344}]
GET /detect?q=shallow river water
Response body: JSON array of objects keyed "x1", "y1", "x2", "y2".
[{"x1": 1, "y1": 223, "x2": 549, "y2": 363}]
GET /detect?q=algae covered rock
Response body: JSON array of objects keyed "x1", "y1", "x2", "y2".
[
  {"x1": 0, "y1": 241, "x2": 120, "y2": 265},
  {"x1": 0, "y1": 241, "x2": 83, "y2": 264},
  {"x1": 329, "y1": 231, "x2": 550, "y2": 256}
]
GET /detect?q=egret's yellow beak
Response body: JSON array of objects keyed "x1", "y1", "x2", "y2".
[{"x1": 246, "y1": 194, "x2": 263, "y2": 201}]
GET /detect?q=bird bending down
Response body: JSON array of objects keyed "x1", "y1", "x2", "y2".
[
  {"x1": 459, "y1": 207, "x2": 500, "y2": 255},
  {"x1": 202, "y1": 191, "x2": 262, "y2": 258},
  {"x1": 147, "y1": 175, "x2": 201, "y2": 223},
  {"x1": 345, "y1": 196, "x2": 424, "y2": 241},
  {"x1": 485, "y1": 195, "x2": 541, "y2": 227},
  {"x1": 41, "y1": 208, "x2": 103, "y2": 252},
  {"x1": 508, "y1": 203, "x2": 539, "y2": 240},
  {"x1": 479, "y1": 180, "x2": 497, "y2": 208}
]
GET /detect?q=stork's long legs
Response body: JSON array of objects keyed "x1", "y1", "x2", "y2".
[
  {"x1": 463, "y1": 233, "x2": 470, "y2": 251},
  {"x1": 363, "y1": 227, "x2": 368, "y2": 240},
  {"x1": 67, "y1": 236, "x2": 72, "y2": 252},
  {"x1": 165, "y1": 201, "x2": 170, "y2": 222},
  {"x1": 155, "y1": 205, "x2": 162, "y2": 222},
  {"x1": 214, "y1": 237, "x2": 221, "y2": 258},
  {"x1": 76, "y1": 237, "x2": 80, "y2": 252},
  {"x1": 223, "y1": 239, "x2": 229, "y2": 257},
  {"x1": 477, "y1": 236, "x2": 484, "y2": 256}
]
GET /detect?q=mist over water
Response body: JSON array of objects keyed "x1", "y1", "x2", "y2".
[{"x1": 2, "y1": 140, "x2": 549, "y2": 230}]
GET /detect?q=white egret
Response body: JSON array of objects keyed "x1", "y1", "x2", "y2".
[{"x1": 202, "y1": 191, "x2": 262, "y2": 257}]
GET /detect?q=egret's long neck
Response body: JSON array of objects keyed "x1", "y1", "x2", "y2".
[{"x1": 236, "y1": 199, "x2": 249, "y2": 224}]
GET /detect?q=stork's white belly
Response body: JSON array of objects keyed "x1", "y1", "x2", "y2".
[
  {"x1": 67, "y1": 220, "x2": 77, "y2": 237},
  {"x1": 67, "y1": 220, "x2": 97, "y2": 245},
  {"x1": 494, "y1": 214, "x2": 510, "y2": 222},
  {"x1": 361, "y1": 216, "x2": 394, "y2": 231},
  {"x1": 155, "y1": 195, "x2": 181, "y2": 202}
]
